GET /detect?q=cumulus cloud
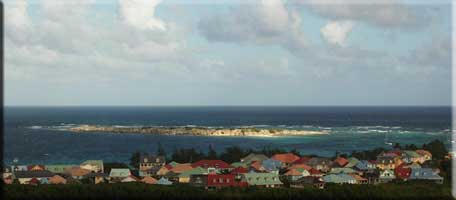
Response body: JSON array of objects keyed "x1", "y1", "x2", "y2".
[
  {"x1": 320, "y1": 20, "x2": 354, "y2": 46},
  {"x1": 119, "y1": 0, "x2": 166, "y2": 31},
  {"x1": 198, "y1": 0, "x2": 307, "y2": 49},
  {"x1": 5, "y1": 0, "x2": 29, "y2": 29},
  {"x1": 297, "y1": 0, "x2": 427, "y2": 29}
]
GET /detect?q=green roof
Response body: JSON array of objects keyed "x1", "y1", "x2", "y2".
[
  {"x1": 168, "y1": 161, "x2": 179, "y2": 167},
  {"x1": 404, "y1": 151, "x2": 421, "y2": 158},
  {"x1": 178, "y1": 167, "x2": 207, "y2": 177},
  {"x1": 231, "y1": 162, "x2": 248, "y2": 168},
  {"x1": 243, "y1": 173, "x2": 282, "y2": 186},
  {"x1": 109, "y1": 168, "x2": 131, "y2": 177},
  {"x1": 345, "y1": 157, "x2": 360, "y2": 168},
  {"x1": 81, "y1": 160, "x2": 103, "y2": 166},
  {"x1": 329, "y1": 168, "x2": 357, "y2": 174},
  {"x1": 45, "y1": 165, "x2": 78, "y2": 173}
]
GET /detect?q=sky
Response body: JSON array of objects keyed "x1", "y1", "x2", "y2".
[{"x1": 4, "y1": 0, "x2": 453, "y2": 106}]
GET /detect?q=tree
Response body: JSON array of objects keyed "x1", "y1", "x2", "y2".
[
  {"x1": 219, "y1": 146, "x2": 246, "y2": 163},
  {"x1": 129, "y1": 151, "x2": 141, "y2": 169},
  {"x1": 157, "y1": 142, "x2": 166, "y2": 157},
  {"x1": 423, "y1": 139, "x2": 448, "y2": 160},
  {"x1": 207, "y1": 145, "x2": 218, "y2": 159}
]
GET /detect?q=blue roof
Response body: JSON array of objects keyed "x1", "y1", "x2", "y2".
[
  {"x1": 355, "y1": 160, "x2": 369, "y2": 170},
  {"x1": 156, "y1": 177, "x2": 173, "y2": 185},
  {"x1": 262, "y1": 159, "x2": 281, "y2": 172},
  {"x1": 410, "y1": 168, "x2": 443, "y2": 180},
  {"x1": 323, "y1": 174, "x2": 356, "y2": 183}
]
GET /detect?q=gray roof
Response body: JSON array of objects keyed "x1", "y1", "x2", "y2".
[
  {"x1": 241, "y1": 153, "x2": 268, "y2": 163},
  {"x1": 140, "y1": 155, "x2": 166, "y2": 164},
  {"x1": 307, "y1": 157, "x2": 331, "y2": 166},
  {"x1": 14, "y1": 170, "x2": 55, "y2": 178},
  {"x1": 410, "y1": 168, "x2": 443, "y2": 180}
]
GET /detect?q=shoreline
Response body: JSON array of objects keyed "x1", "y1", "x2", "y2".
[{"x1": 64, "y1": 125, "x2": 329, "y2": 137}]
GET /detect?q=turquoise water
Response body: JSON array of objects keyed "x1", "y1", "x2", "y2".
[{"x1": 4, "y1": 106, "x2": 451, "y2": 165}]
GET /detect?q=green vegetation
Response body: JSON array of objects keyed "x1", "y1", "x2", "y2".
[{"x1": 3, "y1": 182, "x2": 453, "y2": 200}]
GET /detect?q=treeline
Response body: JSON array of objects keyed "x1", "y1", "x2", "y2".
[
  {"x1": 129, "y1": 140, "x2": 448, "y2": 168},
  {"x1": 3, "y1": 181, "x2": 453, "y2": 200}
]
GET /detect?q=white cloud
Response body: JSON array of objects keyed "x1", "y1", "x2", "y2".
[
  {"x1": 119, "y1": 0, "x2": 166, "y2": 31},
  {"x1": 320, "y1": 20, "x2": 354, "y2": 46},
  {"x1": 5, "y1": 0, "x2": 30, "y2": 29},
  {"x1": 198, "y1": 0, "x2": 307, "y2": 49}
]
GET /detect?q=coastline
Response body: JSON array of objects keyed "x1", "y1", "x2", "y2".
[{"x1": 64, "y1": 125, "x2": 329, "y2": 137}]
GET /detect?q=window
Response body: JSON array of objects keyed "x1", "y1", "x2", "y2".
[
  {"x1": 227, "y1": 179, "x2": 230, "y2": 183},
  {"x1": 213, "y1": 179, "x2": 216, "y2": 183},
  {"x1": 219, "y1": 178, "x2": 223, "y2": 183}
]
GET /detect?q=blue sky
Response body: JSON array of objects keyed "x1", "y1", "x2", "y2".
[{"x1": 4, "y1": 0, "x2": 452, "y2": 106}]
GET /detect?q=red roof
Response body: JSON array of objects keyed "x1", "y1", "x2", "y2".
[
  {"x1": 230, "y1": 167, "x2": 249, "y2": 174},
  {"x1": 309, "y1": 168, "x2": 322, "y2": 175},
  {"x1": 250, "y1": 161, "x2": 263, "y2": 171},
  {"x1": 388, "y1": 150, "x2": 403, "y2": 157},
  {"x1": 27, "y1": 165, "x2": 45, "y2": 171},
  {"x1": 333, "y1": 157, "x2": 348, "y2": 167},
  {"x1": 293, "y1": 156, "x2": 312, "y2": 164},
  {"x1": 272, "y1": 153, "x2": 300, "y2": 164},
  {"x1": 191, "y1": 160, "x2": 231, "y2": 169},
  {"x1": 289, "y1": 164, "x2": 312, "y2": 171},
  {"x1": 207, "y1": 174, "x2": 236, "y2": 187},
  {"x1": 395, "y1": 164, "x2": 411, "y2": 179}
]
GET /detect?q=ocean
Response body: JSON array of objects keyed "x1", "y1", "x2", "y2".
[{"x1": 4, "y1": 106, "x2": 452, "y2": 165}]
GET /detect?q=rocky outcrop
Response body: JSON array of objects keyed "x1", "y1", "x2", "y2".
[{"x1": 67, "y1": 125, "x2": 328, "y2": 137}]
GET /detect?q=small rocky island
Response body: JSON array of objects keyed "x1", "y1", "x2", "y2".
[{"x1": 66, "y1": 125, "x2": 329, "y2": 137}]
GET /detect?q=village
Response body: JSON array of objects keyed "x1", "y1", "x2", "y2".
[{"x1": 2, "y1": 142, "x2": 450, "y2": 190}]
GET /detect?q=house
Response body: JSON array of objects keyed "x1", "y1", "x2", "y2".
[
  {"x1": 242, "y1": 172, "x2": 283, "y2": 188},
  {"x1": 241, "y1": 153, "x2": 268, "y2": 164},
  {"x1": 230, "y1": 162, "x2": 248, "y2": 168},
  {"x1": 3, "y1": 167, "x2": 13, "y2": 179},
  {"x1": 284, "y1": 168, "x2": 310, "y2": 181},
  {"x1": 169, "y1": 163, "x2": 193, "y2": 174},
  {"x1": 84, "y1": 172, "x2": 108, "y2": 184},
  {"x1": 65, "y1": 167, "x2": 91, "y2": 179},
  {"x1": 329, "y1": 168, "x2": 358, "y2": 175},
  {"x1": 12, "y1": 165, "x2": 28, "y2": 172},
  {"x1": 402, "y1": 151, "x2": 421, "y2": 164},
  {"x1": 27, "y1": 165, "x2": 45, "y2": 171},
  {"x1": 344, "y1": 157, "x2": 360, "y2": 168},
  {"x1": 332, "y1": 157, "x2": 349, "y2": 167},
  {"x1": 192, "y1": 160, "x2": 231, "y2": 174},
  {"x1": 309, "y1": 168, "x2": 324, "y2": 177},
  {"x1": 348, "y1": 174, "x2": 368, "y2": 184},
  {"x1": 139, "y1": 155, "x2": 166, "y2": 176},
  {"x1": 109, "y1": 168, "x2": 131, "y2": 182},
  {"x1": 178, "y1": 167, "x2": 207, "y2": 183},
  {"x1": 376, "y1": 156, "x2": 396, "y2": 170},
  {"x1": 45, "y1": 165, "x2": 77, "y2": 174},
  {"x1": 250, "y1": 161, "x2": 265, "y2": 172},
  {"x1": 189, "y1": 174, "x2": 208, "y2": 187},
  {"x1": 207, "y1": 174, "x2": 238, "y2": 188},
  {"x1": 40, "y1": 177, "x2": 50, "y2": 184},
  {"x1": 409, "y1": 168, "x2": 443, "y2": 184},
  {"x1": 364, "y1": 170, "x2": 380, "y2": 184},
  {"x1": 405, "y1": 162, "x2": 421, "y2": 169},
  {"x1": 3, "y1": 175, "x2": 14, "y2": 184},
  {"x1": 293, "y1": 156, "x2": 312, "y2": 164},
  {"x1": 290, "y1": 176, "x2": 325, "y2": 189},
  {"x1": 49, "y1": 175, "x2": 67, "y2": 184},
  {"x1": 156, "y1": 166, "x2": 170, "y2": 176},
  {"x1": 164, "y1": 171, "x2": 180, "y2": 183},
  {"x1": 395, "y1": 164, "x2": 411, "y2": 180},
  {"x1": 121, "y1": 175, "x2": 140, "y2": 183},
  {"x1": 355, "y1": 160, "x2": 376, "y2": 172},
  {"x1": 230, "y1": 167, "x2": 249, "y2": 175},
  {"x1": 156, "y1": 177, "x2": 173, "y2": 185},
  {"x1": 141, "y1": 176, "x2": 158, "y2": 184},
  {"x1": 261, "y1": 159, "x2": 282, "y2": 173},
  {"x1": 379, "y1": 169, "x2": 396, "y2": 183},
  {"x1": 288, "y1": 163, "x2": 312, "y2": 171},
  {"x1": 14, "y1": 170, "x2": 55, "y2": 184},
  {"x1": 271, "y1": 153, "x2": 300, "y2": 167},
  {"x1": 80, "y1": 160, "x2": 104, "y2": 173},
  {"x1": 322, "y1": 174, "x2": 356, "y2": 184},
  {"x1": 139, "y1": 165, "x2": 161, "y2": 177},
  {"x1": 307, "y1": 157, "x2": 332, "y2": 172},
  {"x1": 415, "y1": 150, "x2": 432, "y2": 163}
]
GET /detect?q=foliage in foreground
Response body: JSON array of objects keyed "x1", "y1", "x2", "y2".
[{"x1": 3, "y1": 181, "x2": 453, "y2": 200}]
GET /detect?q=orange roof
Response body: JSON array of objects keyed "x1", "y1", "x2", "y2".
[
  {"x1": 141, "y1": 176, "x2": 158, "y2": 184},
  {"x1": 284, "y1": 169, "x2": 302, "y2": 176},
  {"x1": 170, "y1": 164, "x2": 193, "y2": 174},
  {"x1": 349, "y1": 174, "x2": 367, "y2": 181},
  {"x1": 66, "y1": 167, "x2": 91, "y2": 177},
  {"x1": 250, "y1": 161, "x2": 263, "y2": 171},
  {"x1": 416, "y1": 150, "x2": 432, "y2": 156},
  {"x1": 333, "y1": 157, "x2": 348, "y2": 167},
  {"x1": 289, "y1": 164, "x2": 312, "y2": 171},
  {"x1": 272, "y1": 153, "x2": 300, "y2": 164},
  {"x1": 49, "y1": 175, "x2": 67, "y2": 184}
]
